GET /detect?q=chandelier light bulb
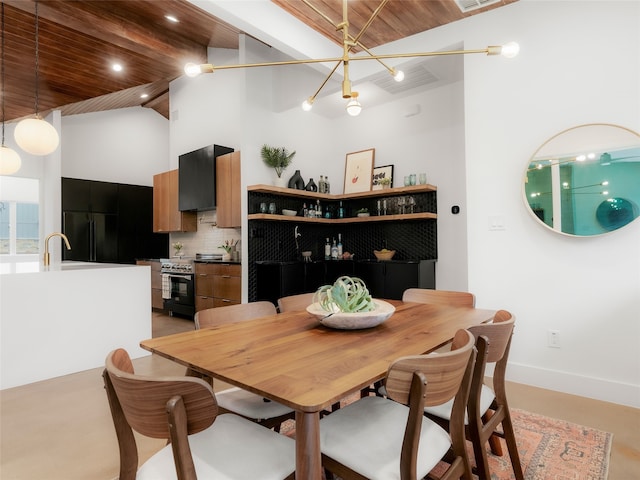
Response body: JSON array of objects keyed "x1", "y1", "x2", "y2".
[
  {"x1": 393, "y1": 69, "x2": 405, "y2": 82},
  {"x1": 14, "y1": 117, "x2": 60, "y2": 156},
  {"x1": 184, "y1": 63, "x2": 201, "y2": 77},
  {"x1": 500, "y1": 42, "x2": 520, "y2": 58},
  {"x1": 346, "y1": 92, "x2": 362, "y2": 116},
  {"x1": 0, "y1": 144, "x2": 22, "y2": 174},
  {"x1": 301, "y1": 98, "x2": 314, "y2": 111}
]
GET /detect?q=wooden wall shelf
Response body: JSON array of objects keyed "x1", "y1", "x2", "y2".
[
  {"x1": 247, "y1": 183, "x2": 436, "y2": 200},
  {"x1": 247, "y1": 212, "x2": 437, "y2": 223}
]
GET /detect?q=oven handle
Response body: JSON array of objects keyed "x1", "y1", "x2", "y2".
[{"x1": 165, "y1": 274, "x2": 193, "y2": 281}]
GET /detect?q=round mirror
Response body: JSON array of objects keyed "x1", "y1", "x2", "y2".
[{"x1": 523, "y1": 124, "x2": 640, "y2": 236}]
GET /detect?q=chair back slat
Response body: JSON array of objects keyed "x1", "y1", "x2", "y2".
[
  {"x1": 277, "y1": 292, "x2": 315, "y2": 313},
  {"x1": 402, "y1": 288, "x2": 476, "y2": 307},
  {"x1": 106, "y1": 349, "x2": 217, "y2": 439},
  {"x1": 195, "y1": 301, "x2": 277, "y2": 329},
  {"x1": 468, "y1": 310, "x2": 514, "y2": 363},
  {"x1": 385, "y1": 329, "x2": 474, "y2": 406}
]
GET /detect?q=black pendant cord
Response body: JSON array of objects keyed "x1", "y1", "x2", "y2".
[
  {"x1": 1, "y1": 2, "x2": 6, "y2": 145},
  {"x1": 34, "y1": 0, "x2": 40, "y2": 117}
]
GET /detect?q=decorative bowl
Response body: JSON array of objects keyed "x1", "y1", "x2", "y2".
[
  {"x1": 306, "y1": 299, "x2": 395, "y2": 330},
  {"x1": 357, "y1": 212, "x2": 370, "y2": 217},
  {"x1": 374, "y1": 249, "x2": 396, "y2": 261},
  {"x1": 282, "y1": 209, "x2": 297, "y2": 216}
]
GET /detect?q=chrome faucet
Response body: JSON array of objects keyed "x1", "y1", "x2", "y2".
[
  {"x1": 294, "y1": 226, "x2": 301, "y2": 251},
  {"x1": 44, "y1": 232, "x2": 71, "y2": 266}
]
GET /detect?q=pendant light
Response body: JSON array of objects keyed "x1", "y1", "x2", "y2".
[
  {"x1": 14, "y1": 0, "x2": 59, "y2": 156},
  {"x1": 0, "y1": 3, "x2": 21, "y2": 174},
  {"x1": 345, "y1": 92, "x2": 362, "y2": 117}
]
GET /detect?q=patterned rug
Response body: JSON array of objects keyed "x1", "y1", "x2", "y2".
[{"x1": 281, "y1": 405, "x2": 613, "y2": 479}]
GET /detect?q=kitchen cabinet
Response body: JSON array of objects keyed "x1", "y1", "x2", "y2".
[
  {"x1": 137, "y1": 259, "x2": 165, "y2": 310},
  {"x1": 355, "y1": 260, "x2": 435, "y2": 300},
  {"x1": 62, "y1": 177, "x2": 118, "y2": 214},
  {"x1": 195, "y1": 263, "x2": 241, "y2": 311},
  {"x1": 216, "y1": 151, "x2": 241, "y2": 228},
  {"x1": 153, "y1": 170, "x2": 197, "y2": 233}
]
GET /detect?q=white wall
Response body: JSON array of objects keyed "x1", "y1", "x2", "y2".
[
  {"x1": 442, "y1": 0, "x2": 639, "y2": 407},
  {"x1": 61, "y1": 107, "x2": 170, "y2": 185}
]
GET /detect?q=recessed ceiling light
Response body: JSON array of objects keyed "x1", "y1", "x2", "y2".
[
  {"x1": 165, "y1": 14, "x2": 179, "y2": 23},
  {"x1": 112, "y1": 63, "x2": 123, "y2": 72},
  {"x1": 140, "y1": 93, "x2": 149, "y2": 99}
]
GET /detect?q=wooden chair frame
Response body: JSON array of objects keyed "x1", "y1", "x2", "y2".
[
  {"x1": 322, "y1": 329, "x2": 477, "y2": 480},
  {"x1": 402, "y1": 288, "x2": 476, "y2": 307}
]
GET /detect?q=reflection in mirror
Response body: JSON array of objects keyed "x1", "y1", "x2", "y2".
[{"x1": 524, "y1": 124, "x2": 640, "y2": 236}]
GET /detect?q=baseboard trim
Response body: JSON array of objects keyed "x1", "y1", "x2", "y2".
[{"x1": 502, "y1": 362, "x2": 640, "y2": 408}]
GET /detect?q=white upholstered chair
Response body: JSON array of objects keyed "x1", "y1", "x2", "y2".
[
  {"x1": 103, "y1": 348, "x2": 295, "y2": 480},
  {"x1": 190, "y1": 302, "x2": 295, "y2": 431},
  {"x1": 319, "y1": 329, "x2": 477, "y2": 480}
]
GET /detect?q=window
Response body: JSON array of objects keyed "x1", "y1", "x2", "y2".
[{"x1": 0, "y1": 177, "x2": 40, "y2": 256}]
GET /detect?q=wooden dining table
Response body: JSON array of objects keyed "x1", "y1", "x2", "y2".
[{"x1": 140, "y1": 300, "x2": 497, "y2": 479}]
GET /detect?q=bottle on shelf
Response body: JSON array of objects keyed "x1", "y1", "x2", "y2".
[
  {"x1": 325, "y1": 176, "x2": 330, "y2": 194},
  {"x1": 337, "y1": 234, "x2": 343, "y2": 257},
  {"x1": 331, "y1": 238, "x2": 338, "y2": 260},
  {"x1": 325, "y1": 238, "x2": 331, "y2": 260},
  {"x1": 319, "y1": 175, "x2": 326, "y2": 194},
  {"x1": 316, "y1": 199, "x2": 322, "y2": 218},
  {"x1": 338, "y1": 200, "x2": 345, "y2": 219},
  {"x1": 302, "y1": 202, "x2": 308, "y2": 218}
]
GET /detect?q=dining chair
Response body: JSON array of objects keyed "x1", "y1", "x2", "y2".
[
  {"x1": 402, "y1": 288, "x2": 476, "y2": 307},
  {"x1": 277, "y1": 292, "x2": 315, "y2": 312},
  {"x1": 319, "y1": 329, "x2": 477, "y2": 480},
  {"x1": 190, "y1": 302, "x2": 295, "y2": 431},
  {"x1": 103, "y1": 348, "x2": 295, "y2": 480},
  {"x1": 424, "y1": 310, "x2": 524, "y2": 480}
]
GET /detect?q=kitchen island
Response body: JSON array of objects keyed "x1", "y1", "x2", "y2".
[{"x1": 0, "y1": 261, "x2": 151, "y2": 389}]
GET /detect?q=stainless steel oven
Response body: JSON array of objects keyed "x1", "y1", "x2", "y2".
[{"x1": 161, "y1": 259, "x2": 195, "y2": 319}]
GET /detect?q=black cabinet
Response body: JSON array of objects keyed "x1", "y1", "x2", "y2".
[
  {"x1": 256, "y1": 259, "x2": 434, "y2": 305},
  {"x1": 62, "y1": 178, "x2": 118, "y2": 213},
  {"x1": 256, "y1": 261, "x2": 305, "y2": 306},
  {"x1": 62, "y1": 178, "x2": 168, "y2": 264},
  {"x1": 178, "y1": 144, "x2": 234, "y2": 211},
  {"x1": 355, "y1": 260, "x2": 435, "y2": 300}
]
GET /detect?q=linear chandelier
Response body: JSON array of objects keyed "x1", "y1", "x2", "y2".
[{"x1": 185, "y1": 0, "x2": 519, "y2": 116}]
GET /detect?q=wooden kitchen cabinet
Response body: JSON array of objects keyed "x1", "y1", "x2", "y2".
[
  {"x1": 153, "y1": 170, "x2": 197, "y2": 233},
  {"x1": 137, "y1": 259, "x2": 165, "y2": 310},
  {"x1": 216, "y1": 151, "x2": 241, "y2": 228},
  {"x1": 195, "y1": 263, "x2": 241, "y2": 311}
]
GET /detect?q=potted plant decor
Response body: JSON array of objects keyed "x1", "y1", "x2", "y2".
[{"x1": 261, "y1": 144, "x2": 296, "y2": 187}]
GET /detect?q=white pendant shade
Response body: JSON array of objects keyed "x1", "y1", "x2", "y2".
[
  {"x1": 0, "y1": 145, "x2": 22, "y2": 175},
  {"x1": 14, "y1": 117, "x2": 59, "y2": 156}
]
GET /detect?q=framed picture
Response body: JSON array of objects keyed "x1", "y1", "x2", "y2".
[
  {"x1": 343, "y1": 148, "x2": 375, "y2": 194},
  {"x1": 372, "y1": 164, "x2": 394, "y2": 190}
]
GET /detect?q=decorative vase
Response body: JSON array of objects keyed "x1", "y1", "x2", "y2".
[
  {"x1": 305, "y1": 178, "x2": 318, "y2": 192},
  {"x1": 273, "y1": 175, "x2": 287, "y2": 188},
  {"x1": 288, "y1": 170, "x2": 305, "y2": 189}
]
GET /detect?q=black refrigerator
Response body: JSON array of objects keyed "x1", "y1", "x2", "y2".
[
  {"x1": 61, "y1": 177, "x2": 168, "y2": 264},
  {"x1": 62, "y1": 211, "x2": 119, "y2": 263}
]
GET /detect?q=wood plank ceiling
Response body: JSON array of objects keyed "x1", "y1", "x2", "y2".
[{"x1": 1, "y1": 0, "x2": 517, "y2": 123}]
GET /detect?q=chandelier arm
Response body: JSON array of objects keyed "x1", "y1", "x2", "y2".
[
  {"x1": 308, "y1": 61, "x2": 342, "y2": 103},
  {"x1": 300, "y1": 0, "x2": 341, "y2": 30},
  {"x1": 350, "y1": 0, "x2": 389, "y2": 46},
  {"x1": 195, "y1": 47, "x2": 492, "y2": 73},
  {"x1": 350, "y1": 38, "x2": 396, "y2": 75}
]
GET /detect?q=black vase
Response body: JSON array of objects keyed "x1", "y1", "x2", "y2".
[
  {"x1": 305, "y1": 178, "x2": 318, "y2": 192},
  {"x1": 288, "y1": 170, "x2": 305, "y2": 189}
]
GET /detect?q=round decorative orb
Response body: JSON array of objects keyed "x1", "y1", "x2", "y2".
[
  {"x1": 306, "y1": 299, "x2": 395, "y2": 330},
  {"x1": 14, "y1": 118, "x2": 60, "y2": 156}
]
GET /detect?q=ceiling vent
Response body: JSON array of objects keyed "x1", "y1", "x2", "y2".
[
  {"x1": 370, "y1": 62, "x2": 439, "y2": 95},
  {"x1": 455, "y1": 0, "x2": 501, "y2": 13}
]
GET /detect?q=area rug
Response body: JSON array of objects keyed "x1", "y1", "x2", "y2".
[{"x1": 281, "y1": 405, "x2": 613, "y2": 479}]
